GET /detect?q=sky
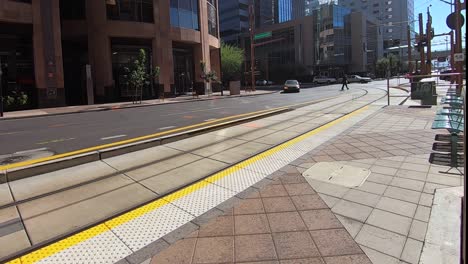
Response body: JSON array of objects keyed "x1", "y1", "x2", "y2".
[{"x1": 415, "y1": 0, "x2": 466, "y2": 51}]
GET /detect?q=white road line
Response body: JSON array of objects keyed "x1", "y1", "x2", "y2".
[
  {"x1": 204, "y1": 118, "x2": 217, "y2": 122},
  {"x1": 15, "y1": 147, "x2": 48, "y2": 154},
  {"x1": 159, "y1": 126, "x2": 176, "y2": 130},
  {"x1": 101, "y1": 135, "x2": 127, "y2": 140}
]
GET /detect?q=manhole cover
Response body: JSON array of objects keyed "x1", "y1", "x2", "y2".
[
  {"x1": 302, "y1": 162, "x2": 370, "y2": 188},
  {"x1": 0, "y1": 155, "x2": 28, "y2": 166}
]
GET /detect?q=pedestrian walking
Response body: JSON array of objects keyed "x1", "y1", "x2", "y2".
[{"x1": 341, "y1": 75, "x2": 349, "y2": 91}]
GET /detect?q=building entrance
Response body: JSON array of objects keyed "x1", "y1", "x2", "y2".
[
  {"x1": 173, "y1": 47, "x2": 195, "y2": 96},
  {"x1": 0, "y1": 23, "x2": 35, "y2": 111},
  {"x1": 111, "y1": 40, "x2": 155, "y2": 102}
]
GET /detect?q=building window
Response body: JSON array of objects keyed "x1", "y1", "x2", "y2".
[
  {"x1": 373, "y1": 3, "x2": 379, "y2": 7},
  {"x1": 60, "y1": 0, "x2": 86, "y2": 20},
  {"x1": 107, "y1": 0, "x2": 154, "y2": 23},
  {"x1": 387, "y1": 28, "x2": 393, "y2": 33},
  {"x1": 207, "y1": 0, "x2": 218, "y2": 37},
  {"x1": 387, "y1": 14, "x2": 392, "y2": 18},
  {"x1": 170, "y1": 0, "x2": 199, "y2": 30},
  {"x1": 386, "y1": 7, "x2": 392, "y2": 11}
]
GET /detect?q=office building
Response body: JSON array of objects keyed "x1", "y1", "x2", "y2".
[
  {"x1": 0, "y1": 0, "x2": 220, "y2": 110},
  {"x1": 338, "y1": 0, "x2": 414, "y2": 57}
]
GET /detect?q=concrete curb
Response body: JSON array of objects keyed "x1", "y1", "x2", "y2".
[
  {"x1": 0, "y1": 90, "x2": 279, "y2": 121},
  {"x1": 3, "y1": 107, "x2": 291, "y2": 182}
]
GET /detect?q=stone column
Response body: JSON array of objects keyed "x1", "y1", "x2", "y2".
[
  {"x1": 153, "y1": 0, "x2": 174, "y2": 96},
  {"x1": 32, "y1": 0, "x2": 65, "y2": 107},
  {"x1": 86, "y1": 0, "x2": 113, "y2": 102},
  {"x1": 194, "y1": 0, "x2": 213, "y2": 94}
]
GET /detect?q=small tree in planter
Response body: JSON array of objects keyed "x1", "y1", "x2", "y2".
[
  {"x1": 125, "y1": 49, "x2": 160, "y2": 104},
  {"x1": 200, "y1": 61, "x2": 218, "y2": 96}
]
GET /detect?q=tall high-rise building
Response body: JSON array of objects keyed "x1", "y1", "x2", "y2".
[
  {"x1": 338, "y1": 0, "x2": 414, "y2": 56},
  {"x1": 219, "y1": 0, "x2": 249, "y2": 45}
]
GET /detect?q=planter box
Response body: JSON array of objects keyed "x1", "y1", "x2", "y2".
[{"x1": 229, "y1": 81, "x2": 241, "y2": 95}]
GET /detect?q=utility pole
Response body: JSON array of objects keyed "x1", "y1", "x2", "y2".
[
  {"x1": 249, "y1": 0, "x2": 256, "y2": 91},
  {"x1": 407, "y1": 25, "x2": 413, "y2": 73},
  {"x1": 426, "y1": 6, "x2": 432, "y2": 74},
  {"x1": 418, "y1": 13, "x2": 426, "y2": 74}
]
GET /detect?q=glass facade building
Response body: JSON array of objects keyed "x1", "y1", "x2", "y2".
[
  {"x1": 313, "y1": 4, "x2": 351, "y2": 74},
  {"x1": 170, "y1": 0, "x2": 200, "y2": 30}
]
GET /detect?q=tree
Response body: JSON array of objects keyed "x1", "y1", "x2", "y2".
[
  {"x1": 200, "y1": 61, "x2": 218, "y2": 95},
  {"x1": 220, "y1": 42, "x2": 244, "y2": 84},
  {"x1": 125, "y1": 49, "x2": 160, "y2": 103},
  {"x1": 376, "y1": 58, "x2": 389, "y2": 78}
]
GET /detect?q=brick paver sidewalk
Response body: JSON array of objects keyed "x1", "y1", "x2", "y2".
[
  {"x1": 119, "y1": 105, "x2": 463, "y2": 264},
  {"x1": 151, "y1": 167, "x2": 371, "y2": 264}
]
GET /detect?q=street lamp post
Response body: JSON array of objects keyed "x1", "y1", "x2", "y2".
[{"x1": 249, "y1": 0, "x2": 256, "y2": 92}]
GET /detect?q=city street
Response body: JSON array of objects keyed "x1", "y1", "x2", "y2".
[{"x1": 0, "y1": 82, "x2": 384, "y2": 158}]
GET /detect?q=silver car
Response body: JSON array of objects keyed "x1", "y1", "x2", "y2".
[
  {"x1": 348, "y1": 75, "x2": 372, "y2": 83},
  {"x1": 283, "y1": 80, "x2": 300, "y2": 93}
]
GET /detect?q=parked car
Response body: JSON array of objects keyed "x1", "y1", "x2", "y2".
[
  {"x1": 255, "y1": 80, "x2": 274, "y2": 86},
  {"x1": 347, "y1": 75, "x2": 372, "y2": 83},
  {"x1": 283, "y1": 80, "x2": 300, "y2": 93},
  {"x1": 313, "y1": 76, "x2": 337, "y2": 84}
]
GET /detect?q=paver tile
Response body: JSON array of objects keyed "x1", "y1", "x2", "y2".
[
  {"x1": 423, "y1": 182, "x2": 450, "y2": 194},
  {"x1": 375, "y1": 196, "x2": 417, "y2": 218},
  {"x1": 418, "y1": 193, "x2": 434, "y2": 207},
  {"x1": 317, "y1": 194, "x2": 340, "y2": 208},
  {"x1": 374, "y1": 160, "x2": 403, "y2": 169},
  {"x1": 234, "y1": 199, "x2": 265, "y2": 215},
  {"x1": 260, "y1": 185, "x2": 289, "y2": 198},
  {"x1": 273, "y1": 231, "x2": 320, "y2": 259},
  {"x1": 198, "y1": 215, "x2": 233, "y2": 237},
  {"x1": 395, "y1": 169, "x2": 427, "y2": 181},
  {"x1": 366, "y1": 209, "x2": 412, "y2": 235},
  {"x1": 360, "y1": 246, "x2": 400, "y2": 264},
  {"x1": 283, "y1": 183, "x2": 316, "y2": 196},
  {"x1": 150, "y1": 238, "x2": 196, "y2": 264},
  {"x1": 280, "y1": 258, "x2": 323, "y2": 264},
  {"x1": 335, "y1": 215, "x2": 363, "y2": 238},
  {"x1": 342, "y1": 189, "x2": 381, "y2": 207},
  {"x1": 414, "y1": 205, "x2": 431, "y2": 222},
  {"x1": 267, "y1": 212, "x2": 307, "y2": 233},
  {"x1": 193, "y1": 236, "x2": 233, "y2": 263},
  {"x1": 409, "y1": 219, "x2": 428, "y2": 242},
  {"x1": 356, "y1": 181, "x2": 387, "y2": 195},
  {"x1": 390, "y1": 177, "x2": 425, "y2": 192},
  {"x1": 370, "y1": 165, "x2": 398, "y2": 176},
  {"x1": 323, "y1": 254, "x2": 372, "y2": 264},
  {"x1": 401, "y1": 238, "x2": 423, "y2": 264},
  {"x1": 331, "y1": 200, "x2": 373, "y2": 222},
  {"x1": 235, "y1": 234, "x2": 277, "y2": 262},
  {"x1": 291, "y1": 195, "x2": 328, "y2": 210},
  {"x1": 300, "y1": 209, "x2": 342, "y2": 230},
  {"x1": 399, "y1": 163, "x2": 429, "y2": 173},
  {"x1": 263, "y1": 197, "x2": 296, "y2": 213},
  {"x1": 235, "y1": 214, "x2": 270, "y2": 235},
  {"x1": 366, "y1": 173, "x2": 394, "y2": 185},
  {"x1": 384, "y1": 186, "x2": 421, "y2": 204},
  {"x1": 355, "y1": 224, "x2": 406, "y2": 258},
  {"x1": 426, "y1": 174, "x2": 460, "y2": 186},
  {"x1": 305, "y1": 179, "x2": 350, "y2": 198},
  {"x1": 310, "y1": 229, "x2": 362, "y2": 256}
]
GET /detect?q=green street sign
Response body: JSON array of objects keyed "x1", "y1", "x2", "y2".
[{"x1": 254, "y1": 32, "x2": 272, "y2": 40}]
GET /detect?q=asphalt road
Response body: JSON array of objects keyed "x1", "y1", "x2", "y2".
[{"x1": 0, "y1": 83, "x2": 367, "y2": 157}]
